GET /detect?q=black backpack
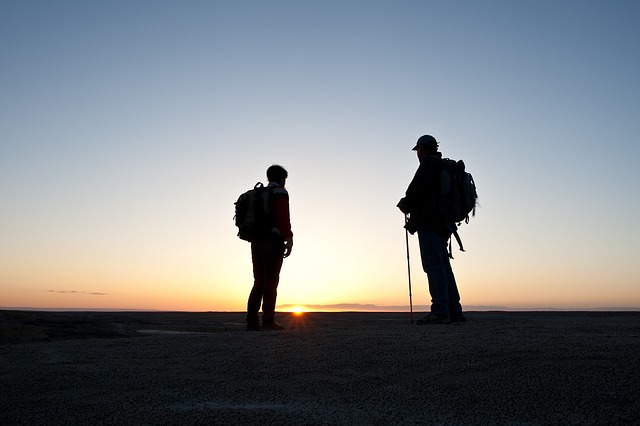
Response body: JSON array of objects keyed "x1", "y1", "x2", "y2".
[
  {"x1": 439, "y1": 158, "x2": 478, "y2": 257},
  {"x1": 234, "y1": 182, "x2": 273, "y2": 242}
]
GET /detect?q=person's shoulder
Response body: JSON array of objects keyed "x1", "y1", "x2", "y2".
[
  {"x1": 417, "y1": 155, "x2": 440, "y2": 168},
  {"x1": 271, "y1": 186, "x2": 289, "y2": 197},
  {"x1": 422, "y1": 155, "x2": 445, "y2": 169}
]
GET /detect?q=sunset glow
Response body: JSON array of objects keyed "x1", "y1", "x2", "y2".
[{"x1": 283, "y1": 306, "x2": 307, "y2": 316}]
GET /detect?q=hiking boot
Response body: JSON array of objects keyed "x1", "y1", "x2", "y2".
[
  {"x1": 451, "y1": 313, "x2": 467, "y2": 324},
  {"x1": 246, "y1": 322, "x2": 261, "y2": 331},
  {"x1": 261, "y1": 321, "x2": 285, "y2": 331},
  {"x1": 416, "y1": 313, "x2": 451, "y2": 325}
]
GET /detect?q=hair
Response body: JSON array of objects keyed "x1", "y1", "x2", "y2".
[{"x1": 266, "y1": 164, "x2": 288, "y2": 182}]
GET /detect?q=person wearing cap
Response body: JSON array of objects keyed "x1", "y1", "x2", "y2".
[
  {"x1": 246, "y1": 164, "x2": 294, "y2": 331},
  {"x1": 397, "y1": 135, "x2": 465, "y2": 324}
]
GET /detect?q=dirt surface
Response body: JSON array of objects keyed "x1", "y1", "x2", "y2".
[{"x1": 1, "y1": 310, "x2": 639, "y2": 425}]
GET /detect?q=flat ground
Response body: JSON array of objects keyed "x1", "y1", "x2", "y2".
[{"x1": 1, "y1": 311, "x2": 639, "y2": 425}]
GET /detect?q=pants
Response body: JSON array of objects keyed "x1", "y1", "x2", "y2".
[
  {"x1": 417, "y1": 228, "x2": 463, "y2": 317},
  {"x1": 247, "y1": 234, "x2": 285, "y2": 324}
]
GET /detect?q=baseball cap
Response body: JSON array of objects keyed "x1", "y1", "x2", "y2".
[{"x1": 412, "y1": 134, "x2": 439, "y2": 151}]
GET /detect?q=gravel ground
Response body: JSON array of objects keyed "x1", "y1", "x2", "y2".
[{"x1": 1, "y1": 311, "x2": 639, "y2": 425}]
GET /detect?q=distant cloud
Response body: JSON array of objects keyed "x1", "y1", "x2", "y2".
[{"x1": 48, "y1": 290, "x2": 108, "y2": 296}]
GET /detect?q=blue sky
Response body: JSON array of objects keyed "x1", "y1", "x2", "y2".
[{"x1": 1, "y1": 0, "x2": 639, "y2": 311}]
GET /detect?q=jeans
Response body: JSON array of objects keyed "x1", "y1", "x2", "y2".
[
  {"x1": 417, "y1": 228, "x2": 462, "y2": 317},
  {"x1": 247, "y1": 234, "x2": 285, "y2": 324}
]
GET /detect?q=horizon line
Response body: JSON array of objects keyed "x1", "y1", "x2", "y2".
[{"x1": 2, "y1": 304, "x2": 639, "y2": 313}]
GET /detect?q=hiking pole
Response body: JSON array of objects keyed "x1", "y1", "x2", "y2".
[{"x1": 404, "y1": 214, "x2": 414, "y2": 324}]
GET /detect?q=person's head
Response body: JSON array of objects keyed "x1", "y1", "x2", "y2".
[
  {"x1": 267, "y1": 164, "x2": 288, "y2": 186},
  {"x1": 412, "y1": 134, "x2": 439, "y2": 161}
]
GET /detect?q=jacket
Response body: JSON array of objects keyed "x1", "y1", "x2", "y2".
[
  {"x1": 400, "y1": 153, "x2": 453, "y2": 238},
  {"x1": 268, "y1": 182, "x2": 293, "y2": 240}
]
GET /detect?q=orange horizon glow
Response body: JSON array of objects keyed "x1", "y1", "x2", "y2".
[
  {"x1": 282, "y1": 305, "x2": 308, "y2": 315},
  {"x1": 2, "y1": 274, "x2": 640, "y2": 313}
]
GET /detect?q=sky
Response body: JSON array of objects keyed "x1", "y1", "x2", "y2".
[{"x1": 1, "y1": 0, "x2": 639, "y2": 312}]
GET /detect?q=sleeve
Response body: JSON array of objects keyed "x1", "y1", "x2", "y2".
[
  {"x1": 272, "y1": 189, "x2": 293, "y2": 239},
  {"x1": 403, "y1": 162, "x2": 436, "y2": 211}
]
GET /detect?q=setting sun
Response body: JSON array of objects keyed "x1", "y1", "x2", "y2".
[{"x1": 290, "y1": 306, "x2": 306, "y2": 316}]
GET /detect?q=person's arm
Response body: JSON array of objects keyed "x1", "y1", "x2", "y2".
[
  {"x1": 398, "y1": 157, "x2": 441, "y2": 221},
  {"x1": 272, "y1": 189, "x2": 293, "y2": 257}
]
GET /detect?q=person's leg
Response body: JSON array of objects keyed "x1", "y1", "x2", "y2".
[
  {"x1": 261, "y1": 236, "x2": 285, "y2": 325},
  {"x1": 444, "y1": 256, "x2": 463, "y2": 317},
  {"x1": 247, "y1": 241, "x2": 265, "y2": 328},
  {"x1": 418, "y1": 229, "x2": 450, "y2": 316}
]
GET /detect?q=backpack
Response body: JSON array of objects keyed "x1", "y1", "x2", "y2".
[
  {"x1": 234, "y1": 182, "x2": 273, "y2": 242},
  {"x1": 438, "y1": 158, "x2": 478, "y2": 257}
]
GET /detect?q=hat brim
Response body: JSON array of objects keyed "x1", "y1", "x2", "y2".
[{"x1": 412, "y1": 142, "x2": 438, "y2": 151}]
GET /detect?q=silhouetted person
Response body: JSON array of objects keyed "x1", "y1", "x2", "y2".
[
  {"x1": 246, "y1": 165, "x2": 293, "y2": 331},
  {"x1": 398, "y1": 135, "x2": 465, "y2": 324}
]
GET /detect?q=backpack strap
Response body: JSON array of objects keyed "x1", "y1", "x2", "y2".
[
  {"x1": 444, "y1": 222, "x2": 465, "y2": 259},
  {"x1": 449, "y1": 229, "x2": 465, "y2": 259}
]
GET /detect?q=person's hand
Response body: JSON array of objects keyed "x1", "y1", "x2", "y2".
[
  {"x1": 397, "y1": 197, "x2": 409, "y2": 214},
  {"x1": 284, "y1": 238, "x2": 293, "y2": 258}
]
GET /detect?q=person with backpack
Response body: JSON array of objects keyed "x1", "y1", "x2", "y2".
[
  {"x1": 397, "y1": 135, "x2": 466, "y2": 324},
  {"x1": 244, "y1": 164, "x2": 293, "y2": 331}
]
